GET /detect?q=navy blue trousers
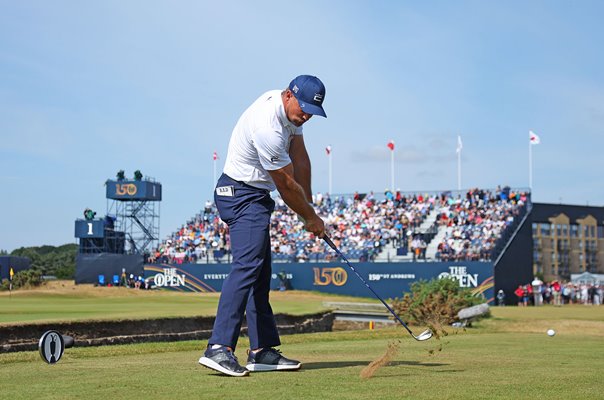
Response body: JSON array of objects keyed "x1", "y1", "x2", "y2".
[{"x1": 208, "y1": 174, "x2": 280, "y2": 350}]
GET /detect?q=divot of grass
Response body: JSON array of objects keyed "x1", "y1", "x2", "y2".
[{"x1": 359, "y1": 339, "x2": 401, "y2": 379}]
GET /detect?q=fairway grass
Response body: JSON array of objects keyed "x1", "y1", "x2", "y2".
[
  {"x1": 1, "y1": 327, "x2": 603, "y2": 400},
  {"x1": 0, "y1": 281, "x2": 375, "y2": 325},
  {"x1": 1, "y1": 300, "x2": 603, "y2": 399}
]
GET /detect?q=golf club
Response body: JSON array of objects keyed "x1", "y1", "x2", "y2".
[{"x1": 323, "y1": 235, "x2": 433, "y2": 341}]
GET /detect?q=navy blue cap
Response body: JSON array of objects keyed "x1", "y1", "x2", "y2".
[{"x1": 288, "y1": 75, "x2": 327, "y2": 117}]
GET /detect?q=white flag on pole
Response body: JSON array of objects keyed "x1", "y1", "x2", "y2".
[
  {"x1": 529, "y1": 130, "x2": 540, "y2": 145},
  {"x1": 456, "y1": 135, "x2": 463, "y2": 154}
]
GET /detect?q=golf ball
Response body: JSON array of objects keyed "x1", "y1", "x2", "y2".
[{"x1": 547, "y1": 329, "x2": 556, "y2": 337}]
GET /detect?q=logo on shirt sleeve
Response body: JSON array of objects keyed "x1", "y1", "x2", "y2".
[{"x1": 270, "y1": 156, "x2": 279, "y2": 163}]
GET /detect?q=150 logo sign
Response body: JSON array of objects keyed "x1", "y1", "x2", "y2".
[
  {"x1": 313, "y1": 267, "x2": 347, "y2": 286},
  {"x1": 115, "y1": 183, "x2": 138, "y2": 196}
]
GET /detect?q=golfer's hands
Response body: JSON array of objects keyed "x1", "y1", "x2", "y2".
[{"x1": 299, "y1": 213, "x2": 325, "y2": 238}]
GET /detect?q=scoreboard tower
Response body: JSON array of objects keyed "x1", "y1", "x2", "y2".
[
  {"x1": 73, "y1": 174, "x2": 162, "y2": 284},
  {"x1": 74, "y1": 175, "x2": 162, "y2": 256},
  {"x1": 105, "y1": 177, "x2": 162, "y2": 255}
]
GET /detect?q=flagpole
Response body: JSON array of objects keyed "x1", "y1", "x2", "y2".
[
  {"x1": 212, "y1": 151, "x2": 217, "y2": 188},
  {"x1": 9, "y1": 267, "x2": 13, "y2": 299},
  {"x1": 457, "y1": 143, "x2": 461, "y2": 191},
  {"x1": 386, "y1": 140, "x2": 395, "y2": 191},
  {"x1": 328, "y1": 150, "x2": 332, "y2": 195},
  {"x1": 529, "y1": 138, "x2": 533, "y2": 190},
  {"x1": 456, "y1": 135, "x2": 463, "y2": 191},
  {"x1": 390, "y1": 147, "x2": 394, "y2": 191}
]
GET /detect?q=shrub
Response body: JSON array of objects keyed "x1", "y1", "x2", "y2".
[
  {"x1": 0, "y1": 269, "x2": 44, "y2": 291},
  {"x1": 391, "y1": 277, "x2": 487, "y2": 326}
]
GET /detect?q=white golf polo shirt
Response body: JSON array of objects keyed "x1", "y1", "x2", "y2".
[{"x1": 223, "y1": 90, "x2": 303, "y2": 191}]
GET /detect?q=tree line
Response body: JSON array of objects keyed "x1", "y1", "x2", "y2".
[{"x1": 7, "y1": 244, "x2": 77, "y2": 279}]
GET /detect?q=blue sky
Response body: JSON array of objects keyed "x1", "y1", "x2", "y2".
[{"x1": 1, "y1": 1, "x2": 603, "y2": 252}]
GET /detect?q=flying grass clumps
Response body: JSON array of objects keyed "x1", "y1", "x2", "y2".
[
  {"x1": 389, "y1": 277, "x2": 488, "y2": 356},
  {"x1": 390, "y1": 277, "x2": 489, "y2": 327}
]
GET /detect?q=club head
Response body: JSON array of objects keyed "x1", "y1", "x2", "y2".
[{"x1": 415, "y1": 329, "x2": 433, "y2": 341}]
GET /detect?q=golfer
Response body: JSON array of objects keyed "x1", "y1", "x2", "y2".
[{"x1": 199, "y1": 75, "x2": 327, "y2": 377}]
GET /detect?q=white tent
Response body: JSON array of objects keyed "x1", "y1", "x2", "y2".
[{"x1": 571, "y1": 272, "x2": 604, "y2": 285}]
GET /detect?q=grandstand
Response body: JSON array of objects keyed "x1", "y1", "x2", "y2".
[{"x1": 150, "y1": 185, "x2": 530, "y2": 266}]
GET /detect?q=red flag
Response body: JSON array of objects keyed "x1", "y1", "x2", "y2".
[
  {"x1": 213, "y1": 151, "x2": 218, "y2": 161},
  {"x1": 387, "y1": 140, "x2": 395, "y2": 151},
  {"x1": 325, "y1": 145, "x2": 332, "y2": 155}
]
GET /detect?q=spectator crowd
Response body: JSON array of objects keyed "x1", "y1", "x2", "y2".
[
  {"x1": 434, "y1": 186, "x2": 528, "y2": 262},
  {"x1": 513, "y1": 277, "x2": 602, "y2": 306},
  {"x1": 147, "y1": 185, "x2": 528, "y2": 265}
]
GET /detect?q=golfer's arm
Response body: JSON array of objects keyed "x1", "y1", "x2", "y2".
[
  {"x1": 268, "y1": 164, "x2": 316, "y2": 220},
  {"x1": 289, "y1": 135, "x2": 312, "y2": 202}
]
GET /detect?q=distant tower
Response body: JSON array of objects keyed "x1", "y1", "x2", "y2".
[{"x1": 105, "y1": 171, "x2": 162, "y2": 255}]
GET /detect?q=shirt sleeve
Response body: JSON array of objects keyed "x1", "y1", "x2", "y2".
[{"x1": 252, "y1": 128, "x2": 292, "y2": 171}]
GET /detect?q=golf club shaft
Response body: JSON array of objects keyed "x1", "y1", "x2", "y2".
[{"x1": 322, "y1": 235, "x2": 417, "y2": 337}]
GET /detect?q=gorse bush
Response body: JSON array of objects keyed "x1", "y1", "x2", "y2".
[
  {"x1": 1, "y1": 269, "x2": 43, "y2": 291},
  {"x1": 391, "y1": 277, "x2": 487, "y2": 326}
]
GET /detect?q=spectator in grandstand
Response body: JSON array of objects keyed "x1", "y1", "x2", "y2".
[
  {"x1": 411, "y1": 236, "x2": 421, "y2": 261},
  {"x1": 153, "y1": 183, "x2": 525, "y2": 265},
  {"x1": 199, "y1": 75, "x2": 327, "y2": 377},
  {"x1": 433, "y1": 187, "x2": 527, "y2": 262},
  {"x1": 204, "y1": 200, "x2": 213, "y2": 214},
  {"x1": 418, "y1": 237, "x2": 427, "y2": 260}
]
